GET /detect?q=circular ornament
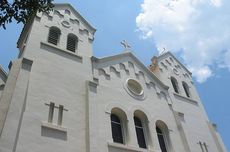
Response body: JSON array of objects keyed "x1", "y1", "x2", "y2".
[{"x1": 124, "y1": 78, "x2": 145, "y2": 100}]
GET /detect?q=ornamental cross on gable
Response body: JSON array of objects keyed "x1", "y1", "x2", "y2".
[{"x1": 121, "y1": 40, "x2": 131, "y2": 51}]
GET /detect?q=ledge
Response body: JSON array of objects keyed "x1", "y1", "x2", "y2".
[
  {"x1": 40, "y1": 42, "x2": 83, "y2": 61},
  {"x1": 173, "y1": 93, "x2": 198, "y2": 105},
  {"x1": 41, "y1": 122, "x2": 67, "y2": 133},
  {"x1": 108, "y1": 142, "x2": 154, "y2": 152}
]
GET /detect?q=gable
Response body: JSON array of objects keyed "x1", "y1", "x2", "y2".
[
  {"x1": 157, "y1": 52, "x2": 192, "y2": 79},
  {"x1": 18, "y1": 3, "x2": 96, "y2": 48},
  {"x1": 92, "y1": 52, "x2": 169, "y2": 91},
  {"x1": 52, "y1": 4, "x2": 96, "y2": 35}
]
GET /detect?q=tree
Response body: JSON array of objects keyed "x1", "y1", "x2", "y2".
[{"x1": 0, "y1": 0, "x2": 54, "y2": 29}]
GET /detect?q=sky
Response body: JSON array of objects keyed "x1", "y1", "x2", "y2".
[{"x1": 0, "y1": 0, "x2": 229, "y2": 150}]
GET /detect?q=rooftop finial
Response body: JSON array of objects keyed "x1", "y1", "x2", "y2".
[
  {"x1": 121, "y1": 40, "x2": 131, "y2": 51},
  {"x1": 160, "y1": 47, "x2": 167, "y2": 55}
]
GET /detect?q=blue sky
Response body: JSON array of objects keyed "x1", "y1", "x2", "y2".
[{"x1": 0, "y1": 0, "x2": 229, "y2": 150}]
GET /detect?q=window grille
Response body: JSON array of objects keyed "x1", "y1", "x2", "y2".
[
  {"x1": 67, "y1": 34, "x2": 78, "y2": 52},
  {"x1": 48, "y1": 27, "x2": 61, "y2": 45}
]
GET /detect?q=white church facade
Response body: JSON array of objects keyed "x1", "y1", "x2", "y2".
[{"x1": 0, "y1": 3, "x2": 227, "y2": 152}]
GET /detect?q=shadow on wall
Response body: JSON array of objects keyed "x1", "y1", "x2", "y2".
[{"x1": 41, "y1": 126, "x2": 67, "y2": 141}]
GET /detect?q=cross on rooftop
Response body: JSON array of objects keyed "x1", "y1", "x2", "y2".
[
  {"x1": 121, "y1": 40, "x2": 131, "y2": 50},
  {"x1": 160, "y1": 47, "x2": 167, "y2": 55}
]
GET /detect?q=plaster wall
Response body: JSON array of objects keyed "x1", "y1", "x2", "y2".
[
  {"x1": 90, "y1": 56, "x2": 186, "y2": 152},
  {"x1": 14, "y1": 53, "x2": 91, "y2": 152}
]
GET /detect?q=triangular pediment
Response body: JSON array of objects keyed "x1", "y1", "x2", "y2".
[
  {"x1": 51, "y1": 4, "x2": 96, "y2": 34},
  {"x1": 92, "y1": 52, "x2": 169, "y2": 90},
  {"x1": 18, "y1": 3, "x2": 96, "y2": 48},
  {"x1": 157, "y1": 52, "x2": 192, "y2": 76}
]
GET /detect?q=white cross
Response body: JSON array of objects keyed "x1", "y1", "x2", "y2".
[{"x1": 121, "y1": 40, "x2": 131, "y2": 50}]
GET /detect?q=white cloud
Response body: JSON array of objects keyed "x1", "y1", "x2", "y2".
[
  {"x1": 189, "y1": 66, "x2": 212, "y2": 83},
  {"x1": 136, "y1": 0, "x2": 230, "y2": 83}
]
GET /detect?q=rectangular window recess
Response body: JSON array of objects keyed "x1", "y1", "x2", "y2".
[{"x1": 41, "y1": 122, "x2": 67, "y2": 133}]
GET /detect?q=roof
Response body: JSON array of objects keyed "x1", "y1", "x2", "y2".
[
  {"x1": 92, "y1": 51, "x2": 169, "y2": 90},
  {"x1": 157, "y1": 51, "x2": 192, "y2": 75}
]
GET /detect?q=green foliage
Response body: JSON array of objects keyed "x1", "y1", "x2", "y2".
[{"x1": 0, "y1": 0, "x2": 54, "y2": 29}]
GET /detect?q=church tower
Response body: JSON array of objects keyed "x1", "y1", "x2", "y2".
[
  {"x1": 0, "y1": 4, "x2": 96, "y2": 152},
  {"x1": 150, "y1": 52, "x2": 227, "y2": 152}
]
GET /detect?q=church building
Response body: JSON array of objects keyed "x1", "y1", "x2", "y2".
[{"x1": 0, "y1": 3, "x2": 227, "y2": 152}]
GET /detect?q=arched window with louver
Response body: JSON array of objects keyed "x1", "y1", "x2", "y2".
[
  {"x1": 48, "y1": 26, "x2": 61, "y2": 45},
  {"x1": 67, "y1": 34, "x2": 78, "y2": 52}
]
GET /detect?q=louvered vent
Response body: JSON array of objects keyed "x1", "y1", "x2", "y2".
[
  {"x1": 67, "y1": 34, "x2": 78, "y2": 52},
  {"x1": 48, "y1": 27, "x2": 61, "y2": 45}
]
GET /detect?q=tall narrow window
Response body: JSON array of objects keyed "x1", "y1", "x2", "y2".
[
  {"x1": 110, "y1": 114, "x2": 124, "y2": 144},
  {"x1": 48, "y1": 27, "x2": 61, "y2": 45},
  {"x1": 156, "y1": 126, "x2": 168, "y2": 152},
  {"x1": 134, "y1": 116, "x2": 147, "y2": 148},
  {"x1": 67, "y1": 34, "x2": 78, "y2": 52},
  {"x1": 171, "y1": 77, "x2": 179, "y2": 93},
  {"x1": 182, "y1": 82, "x2": 190, "y2": 97}
]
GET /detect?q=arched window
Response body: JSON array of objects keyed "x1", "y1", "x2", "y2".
[
  {"x1": 182, "y1": 82, "x2": 190, "y2": 97},
  {"x1": 48, "y1": 26, "x2": 61, "y2": 45},
  {"x1": 171, "y1": 77, "x2": 179, "y2": 94},
  {"x1": 134, "y1": 116, "x2": 147, "y2": 148},
  {"x1": 156, "y1": 120, "x2": 172, "y2": 152},
  {"x1": 156, "y1": 126, "x2": 168, "y2": 152},
  {"x1": 110, "y1": 114, "x2": 124, "y2": 144},
  {"x1": 67, "y1": 34, "x2": 78, "y2": 52}
]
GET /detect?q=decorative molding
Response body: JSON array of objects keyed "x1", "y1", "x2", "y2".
[
  {"x1": 61, "y1": 21, "x2": 71, "y2": 28},
  {"x1": 40, "y1": 42, "x2": 83, "y2": 62},
  {"x1": 41, "y1": 122, "x2": 67, "y2": 133},
  {"x1": 123, "y1": 78, "x2": 146, "y2": 101},
  {"x1": 108, "y1": 142, "x2": 154, "y2": 152},
  {"x1": 88, "y1": 81, "x2": 98, "y2": 88},
  {"x1": 173, "y1": 93, "x2": 198, "y2": 105}
]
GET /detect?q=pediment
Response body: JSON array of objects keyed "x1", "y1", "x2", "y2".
[
  {"x1": 92, "y1": 52, "x2": 169, "y2": 91},
  {"x1": 36, "y1": 3, "x2": 96, "y2": 36},
  {"x1": 157, "y1": 52, "x2": 192, "y2": 79},
  {"x1": 18, "y1": 3, "x2": 96, "y2": 48}
]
